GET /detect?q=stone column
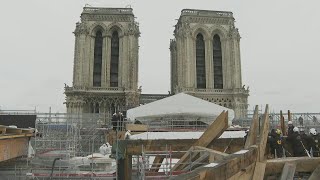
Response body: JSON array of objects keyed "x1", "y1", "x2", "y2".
[
  {"x1": 87, "y1": 36, "x2": 95, "y2": 87},
  {"x1": 101, "y1": 36, "x2": 107, "y2": 87},
  {"x1": 118, "y1": 36, "x2": 124, "y2": 87},
  {"x1": 106, "y1": 36, "x2": 111, "y2": 87},
  {"x1": 221, "y1": 37, "x2": 232, "y2": 89},
  {"x1": 234, "y1": 37, "x2": 242, "y2": 88},
  {"x1": 121, "y1": 35, "x2": 128, "y2": 89},
  {"x1": 78, "y1": 33, "x2": 87, "y2": 87},
  {"x1": 205, "y1": 37, "x2": 213, "y2": 89},
  {"x1": 73, "y1": 34, "x2": 80, "y2": 86}
]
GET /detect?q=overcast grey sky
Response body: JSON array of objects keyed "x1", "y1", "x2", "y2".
[{"x1": 0, "y1": 0, "x2": 319, "y2": 113}]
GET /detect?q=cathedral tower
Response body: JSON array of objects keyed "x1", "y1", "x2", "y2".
[
  {"x1": 170, "y1": 9, "x2": 249, "y2": 118},
  {"x1": 65, "y1": 7, "x2": 140, "y2": 115}
]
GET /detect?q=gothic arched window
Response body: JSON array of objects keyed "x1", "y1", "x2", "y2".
[
  {"x1": 213, "y1": 34, "x2": 223, "y2": 89},
  {"x1": 93, "y1": 30, "x2": 103, "y2": 87},
  {"x1": 110, "y1": 31, "x2": 119, "y2": 87},
  {"x1": 196, "y1": 33, "x2": 206, "y2": 89}
]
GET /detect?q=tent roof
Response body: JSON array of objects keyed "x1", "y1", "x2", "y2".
[{"x1": 127, "y1": 93, "x2": 234, "y2": 121}]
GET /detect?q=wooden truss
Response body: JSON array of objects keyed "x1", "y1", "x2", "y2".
[{"x1": 173, "y1": 105, "x2": 320, "y2": 179}]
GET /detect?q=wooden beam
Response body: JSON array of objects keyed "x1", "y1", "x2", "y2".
[
  {"x1": 194, "y1": 111, "x2": 228, "y2": 147},
  {"x1": 0, "y1": 137, "x2": 29, "y2": 162},
  {"x1": 258, "y1": 105, "x2": 269, "y2": 161},
  {"x1": 6, "y1": 128, "x2": 22, "y2": 135},
  {"x1": 182, "y1": 152, "x2": 209, "y2": 172},
  {"x1": 124, "y1": 155, "x2": 132, "y2": 180},
  {"x1": 308, "y1": 164, "x2": 320, "y2": 180},
  {"x1": 194, "y1": 146, "x2": 228, "y2": 162},
  {"x1": 0, "y1": 126, "x2": 6, "y2": 134},
  {"x1": 227, "y1": 162, "x2": 255, "y2": 180},
  {"x1": 150, "y1": 156, "x2": 164, "y2": 172},
  {"x1": 280, "y1": 110, "x2": 285, "y2": 135},
  {"x1": 175, "y1": 146, "x2": 258, "y2": 180},
  {"x1": 280, "y1": 162, "x2": 296, "y2": 180},
  {"x1": 171, "y1": 111, "x2": 228, "y2": 171},
  {"x1": 252, "y1": 162, "x2": 266, "y2": 180},
  {"x1": 244, "y1": 105, "x2": 259, "y2": 148},
  {"x1": 288, "y1": 110, "x2": 292, "y2": 121},
  {"x1": 265, "y1": 157, "x2": 320, "y2": 175}
]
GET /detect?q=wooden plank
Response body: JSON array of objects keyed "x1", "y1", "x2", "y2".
[
  {"x1": 265, "y1": 157, "x2": 320, "y2": 175},
  {"x1": 258, "y1": 105, "x2": 269, "y2": 161},
  {"x1": 244, "y1": 105, "x2": 259, "y2": 148},
  {"x1": 252, "y1": 162, "x2": 266, "y2": 180},
  {"x1": 0, "y1": 137, "x2": 29, "y2": 162},
  {"x1": 6, "y1": 128, "x2": 22, "y2": 135},
  {"x1": 280, "y1": 110, "x2": 285, "y2": 135},
  {"x1": 171, "y1": 111, "x2": 228, "y2": 171},
  {"x1": 280, "y1": 162, "x2": 296, "y2": 180},
  {"x1": 22, "y1": 129, "x2": 34, "y2": 134},
  {"x1": 194, "y1": 146, "x2": 228, "y2": 162},
  {"x1": 0, "y1": 126, "x2": 6, "y2": 134},
  {"x1": 150, "y1": 156, "x2": 164, "y2": 172},
  {"x1": 126, "y1": 124, "x2": 148, "y2": 132},
  {"x1": 308, "y1": 164, "x2": 320, "y2": 180}
]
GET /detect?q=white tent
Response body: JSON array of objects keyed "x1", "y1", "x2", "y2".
[{"x1": 127, "y1": 93, "x2": 234, "y2": 123}]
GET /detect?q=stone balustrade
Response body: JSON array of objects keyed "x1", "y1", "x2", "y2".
[
  {"x1": 178, "y1": 88, "x2": 249, "y2": 94},
  {"x1": 181, "y1": 9, "x2": 233, "y2": 18},
  {"x1": 82, "y1": 7, "x2": 133, "y2": 15},
  {"x1": 65, "y1": 86, "x2": 125, "y2": 92}
]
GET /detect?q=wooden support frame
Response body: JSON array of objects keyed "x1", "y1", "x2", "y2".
[
  {"x1": 252, "y1": 162, "x2": 266, "y2": 180},
  {"x1": 258, "y1": 105, "x2": 269, "y2": 161},
  {"x1": 175, "y1": 146, "x2": 258, "y2": 180},
  {"x1": 309, "y1": 164, "x2": 320, "y2": 180},
  {"x1": 150, "y1": 156, "x2": 164, "y2": 172},
  {"x1": 6, "y1": 128, "x2": 22, "y2": 134},
  {"x1": 171, "y1": 111, "x2": 228, "y2": 171},
  {"x1": 194, "y1": 146, "x2": 228, "y2": 162},
  {"x1": 265, "y1": 157, "x2": 320, "y2": 175},
  {"x1": 280, "y1": 162, "x2": 296, "y2": 180},
  {"x1": 244, "y1": 105, "x2": 259, "y2": 148}
]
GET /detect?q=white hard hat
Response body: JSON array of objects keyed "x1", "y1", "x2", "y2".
[
  {"x1": 288, "y1": 121, "x2": 293, "y2": 125},
  {"x1": 293, "y1": 127, "x2": 299, "y2": 132},
  {"x1": 310, "y1": 128, "x2": 317, "y2": 136}
]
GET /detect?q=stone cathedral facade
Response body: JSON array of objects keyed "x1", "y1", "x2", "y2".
[
  {"x1": 170, "y1": 9, "x2": 249, "y2": 118},
  {"x1": 65, "y1": 7, "x2": 249, "y2": 119}
]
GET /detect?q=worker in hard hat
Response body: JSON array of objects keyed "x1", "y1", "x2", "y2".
[
  {"x1": 287, "y1": 127, "x2": 308, "y2": 157},
  {"x1": 269, "y1": 129, "x2": 283, "y2": 158},
  {"x1": 287, "y1": 121, "x2": 294, "y2": 136},
  {"x1": 308, "y1": 128, "x2": 320, "y2": 157}
]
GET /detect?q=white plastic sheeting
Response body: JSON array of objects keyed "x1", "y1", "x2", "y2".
[
  {"x1": 127, "y1": 93, "x2": 235, "y2": 122},
  {"x1": 130, "y1": 131, "x2": 246, "y2": 140}
]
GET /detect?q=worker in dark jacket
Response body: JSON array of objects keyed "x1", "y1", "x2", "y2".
[
  {"x1": 287, "y1": 127, "x2": 308, "y2": 157},
  {"x1": 287, "y1": 121, "x2": 294, "y2": 136},
  {"x1": 269, "y1": 129, "x2": 283, "y2": 158},
  {"x1": 308, "y1": 128, "x2": 320, "y2": 157}
]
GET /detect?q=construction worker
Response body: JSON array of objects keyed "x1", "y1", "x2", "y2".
[
  {"x1": 287, "y1": 121, "x2": 294, "y2": 136},
  {"x1": 269, "y1": 129, "x2": 283, "y2": 158},
  {"x1": 298, "y1": 115, "x2": 304, "y2": 127},
  {"x1": 287, "y1": 127, "x2": 308, "y2": 157},
  {"x1": 243, "y1": 129, "x2": 249, "y2": 146},
  {"x1": 308, "y1": 128, "x2": 320, "y2": 157}
]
